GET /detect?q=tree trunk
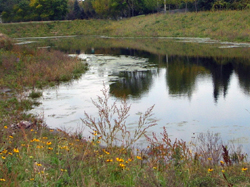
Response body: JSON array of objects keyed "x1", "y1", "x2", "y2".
[{"x1": 164, "y1": 0, "x2": 166, "y2": 13}]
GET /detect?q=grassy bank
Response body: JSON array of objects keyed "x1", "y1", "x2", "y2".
[
  {"x1": 0, "y1": 33, "x2": 87, "y2": 141},
  {"x1": 0, "y1": 10, "x2": 250, "y2": 42}
]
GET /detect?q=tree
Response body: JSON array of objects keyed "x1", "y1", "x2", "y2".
[{"x1": 73, "y1": 0, "x2": 81, "y2": 19}]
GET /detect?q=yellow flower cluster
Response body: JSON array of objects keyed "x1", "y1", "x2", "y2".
[{"x1": 116, "y1": 158, "x2": 124, "y2": 162}]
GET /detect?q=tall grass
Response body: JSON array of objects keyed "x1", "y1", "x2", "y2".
[{"x1": 0, "y1": 35, "x2": 87, "y2": 91}]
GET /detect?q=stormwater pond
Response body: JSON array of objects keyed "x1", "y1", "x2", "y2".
[{"x1": 19, "y1": 36, "x2": 250, "y2": 152}]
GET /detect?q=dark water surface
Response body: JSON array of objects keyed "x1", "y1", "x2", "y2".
[{"x1": 24, "y1": 36, "x2": 250, "y2": 151}]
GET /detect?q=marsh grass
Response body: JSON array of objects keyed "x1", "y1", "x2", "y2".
[{"x1": 0, "y1": 35, "x2": 87, "y2": 91}]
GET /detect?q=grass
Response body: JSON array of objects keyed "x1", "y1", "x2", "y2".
[
  {"x1": 0, "y1": 34, "x2": 87, "y2": 91},
  {"x1": 0, "y1": 10, "x2": 250, "y2": 42}
]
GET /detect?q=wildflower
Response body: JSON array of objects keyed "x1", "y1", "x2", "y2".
[
  {"x1": 97, "y1": 141, "x2": 100, "y2": 144},
  {"x1": 8, "y1": 152, "x2": 12, "y2": 156},
  {"x1": 93, "y1": 131, "x2": 97, "y2": 136},
  {"x1": 222, "y1": 170, "x2": 225, "y2": 173},
  {"x1": 220, "y1": 161, "x2": 224, "y2": 165},
  {"x1": 61, "y1": 169, "x2": 67, "y2": 172},
  {"x1": 2, "y1": 149, "x2": 7, "y2": 154},
  {"x1": 13, "y1": 148, "x2": 19, "y2": 153},
  {"x1": 46, "y1": 141, "x2": 52, "y2": 146},
  {"x1": 50, "y1": 129, "x2": 54, "y2": 132},
  {"x1": 36, "y1": 163, "x2": 42, "y2": 167},
  {"x1": 30, "y1": 178, "x2": 34, "y2": 181},
  {"x1": 153, "y1": 167, "x2": 157, "y2": 170},
  {"x1": 42, "y1": 137, "x2": 48, "y2": 139},
  {"x1": 208, "y1": 168, "x2": 213, "y2": 172},
  {"x1": 1, "y1": 156, "x2": 6, "y2": 159},
  {"x1": 106, "y1": 159, "x2": 113, "y2": 162},
  {"x1": 48, "y1": 147, "x2": 53, "y2": 150},
  {"x1": 29, "y1": 156, "x2": 33, "y2": 159},
  {"x1": 119, "y1": 163, "x2": 126, "y2": 168},
  {"x1": 207, "y1": 158, "x2": 212, "y2": 160},
  {"x1": 103, "y1": 149, "x2": 110, "y2": 155},
  {"x1": 137, "y1": 156, "x2": 142, "y2": 160},
  {"x1": 242, "y1": 167, "x2": 248, "y2": 172},
  {"x1": 98, "y1": 136, "x2": 102, "y2": 139},
  {"x1": 0, "y1": 179, "x2": 5, "y2": 181},
  {"x1": 116, "y1": 158, "x2": 124, "y2": 162},
  {"x1": 21, "y1": 144, "x2": 26, "y2": 146},
  {"x1": 4, "y1": 126, "x2": 7, "y2": 129},
  {"x1": 128, "y1": 158, "x2": 132, "y2": 162},
  {"x1": 30, "y1": 129, "x2": 34, "y2": 132}
]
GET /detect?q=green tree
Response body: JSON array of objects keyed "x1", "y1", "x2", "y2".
[{"x1": 30, "y1": 0, "x2": 68, "y2": 20}]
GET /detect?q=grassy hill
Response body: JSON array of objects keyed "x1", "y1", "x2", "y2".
[{"x1": 0, "y1": 10, "x2": 249, "y2": 42}]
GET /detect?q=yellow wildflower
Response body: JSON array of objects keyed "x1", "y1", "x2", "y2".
[
  {"x1": 46, "y1": 141, "x2": 52, "y2": 146},
  {"x1": 2, "y1": 149, "x2": 7, "y2": 154},
  {"x1": 21, "y1": 144, "x2": 26, "y2": 146},
  {"x1": 36, "y1": 163, "x2": 42, "y2": 167},
  {"x1": 222, "y1": 170, "x2": 225, "y2": 173},
  {"x1": 207, "y1": 157, "x2": 212, "y2": 160},
  {"x1": 48, "y1": 147, "x2": 53, "y2": 150},
  {"x1": 30, "y1": 178, "x2": 34, "y2": 181},
  {"x1": 13, "y1": 148, "x2": 19, "y2": 153},
  {"x1": 242, "y1": 167, "x2": 248, "y2": 172},
  {"x1": 0, "y1": 179, "x2": 5, "y2": 181},
  {"x1": 220, "y1": 161, "x2": 224, "y2": 164},
  {"x1": 119, "y1": 163, "x2": 126, "y2": 168},
  {"x1": 137, "y1": 156, "x2": 142, "y2": 160},
  {"x1": 4, "y1": 126, "x2": 7, "y2": 129},
  {"x1": 30, "y1": 129, "x2": 34, "y2": 132},
  {"x1": 42, "y1": 137, "x2": 48, "y2": 139},
  {"x1": 153, "y1": 167, "x2": 157, "y2": 170},
  {"x1": 116, "y1": 158, "x2": 124, "y2": 162},
  {"x1": 106, "y1": 159, "x2": 113, "y2": 162},
  {"x1": 8, "y1": 152, "x2": 12, "y2": 156},
  {"x1": 2, "y1": 156, "x2": 6, "y2": 159},
  {"x1": 208, "y1": 168, "x2": 213, "y2": 172}
]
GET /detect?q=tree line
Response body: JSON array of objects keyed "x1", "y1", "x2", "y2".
[{"x1": 0, "y1": 0, "x2": 249, "y2": 22}]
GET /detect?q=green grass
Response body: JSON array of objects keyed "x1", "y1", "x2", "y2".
[{"x1": 0, "y1": 10, "x2": 250, "y2": 42}]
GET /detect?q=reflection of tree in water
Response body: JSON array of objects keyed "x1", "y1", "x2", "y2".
[
  {"x1": 166, "y1": 56, "x2": 208, "y2": 98},
  {"x1": 200, "y1": 57, "x2": 234, "y2": 102},
  {"x1": 109, "y1": 70, "x2": 156, "y2": 98},
  {"x1": 234, "y1": 62, "x2": 250, "y2": 95}
]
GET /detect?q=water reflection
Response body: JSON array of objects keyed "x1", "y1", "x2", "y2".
[
  {"x1": 109, "y1": 70, "x2": 157, "y2": 98},
  {"x1": 105, "y1": 51, "x2": 250, "y2": 102}
]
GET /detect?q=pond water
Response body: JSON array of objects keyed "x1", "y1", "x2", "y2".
[{"x1": 22, "y1": 36, "x2": 250, "y2": 152}]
